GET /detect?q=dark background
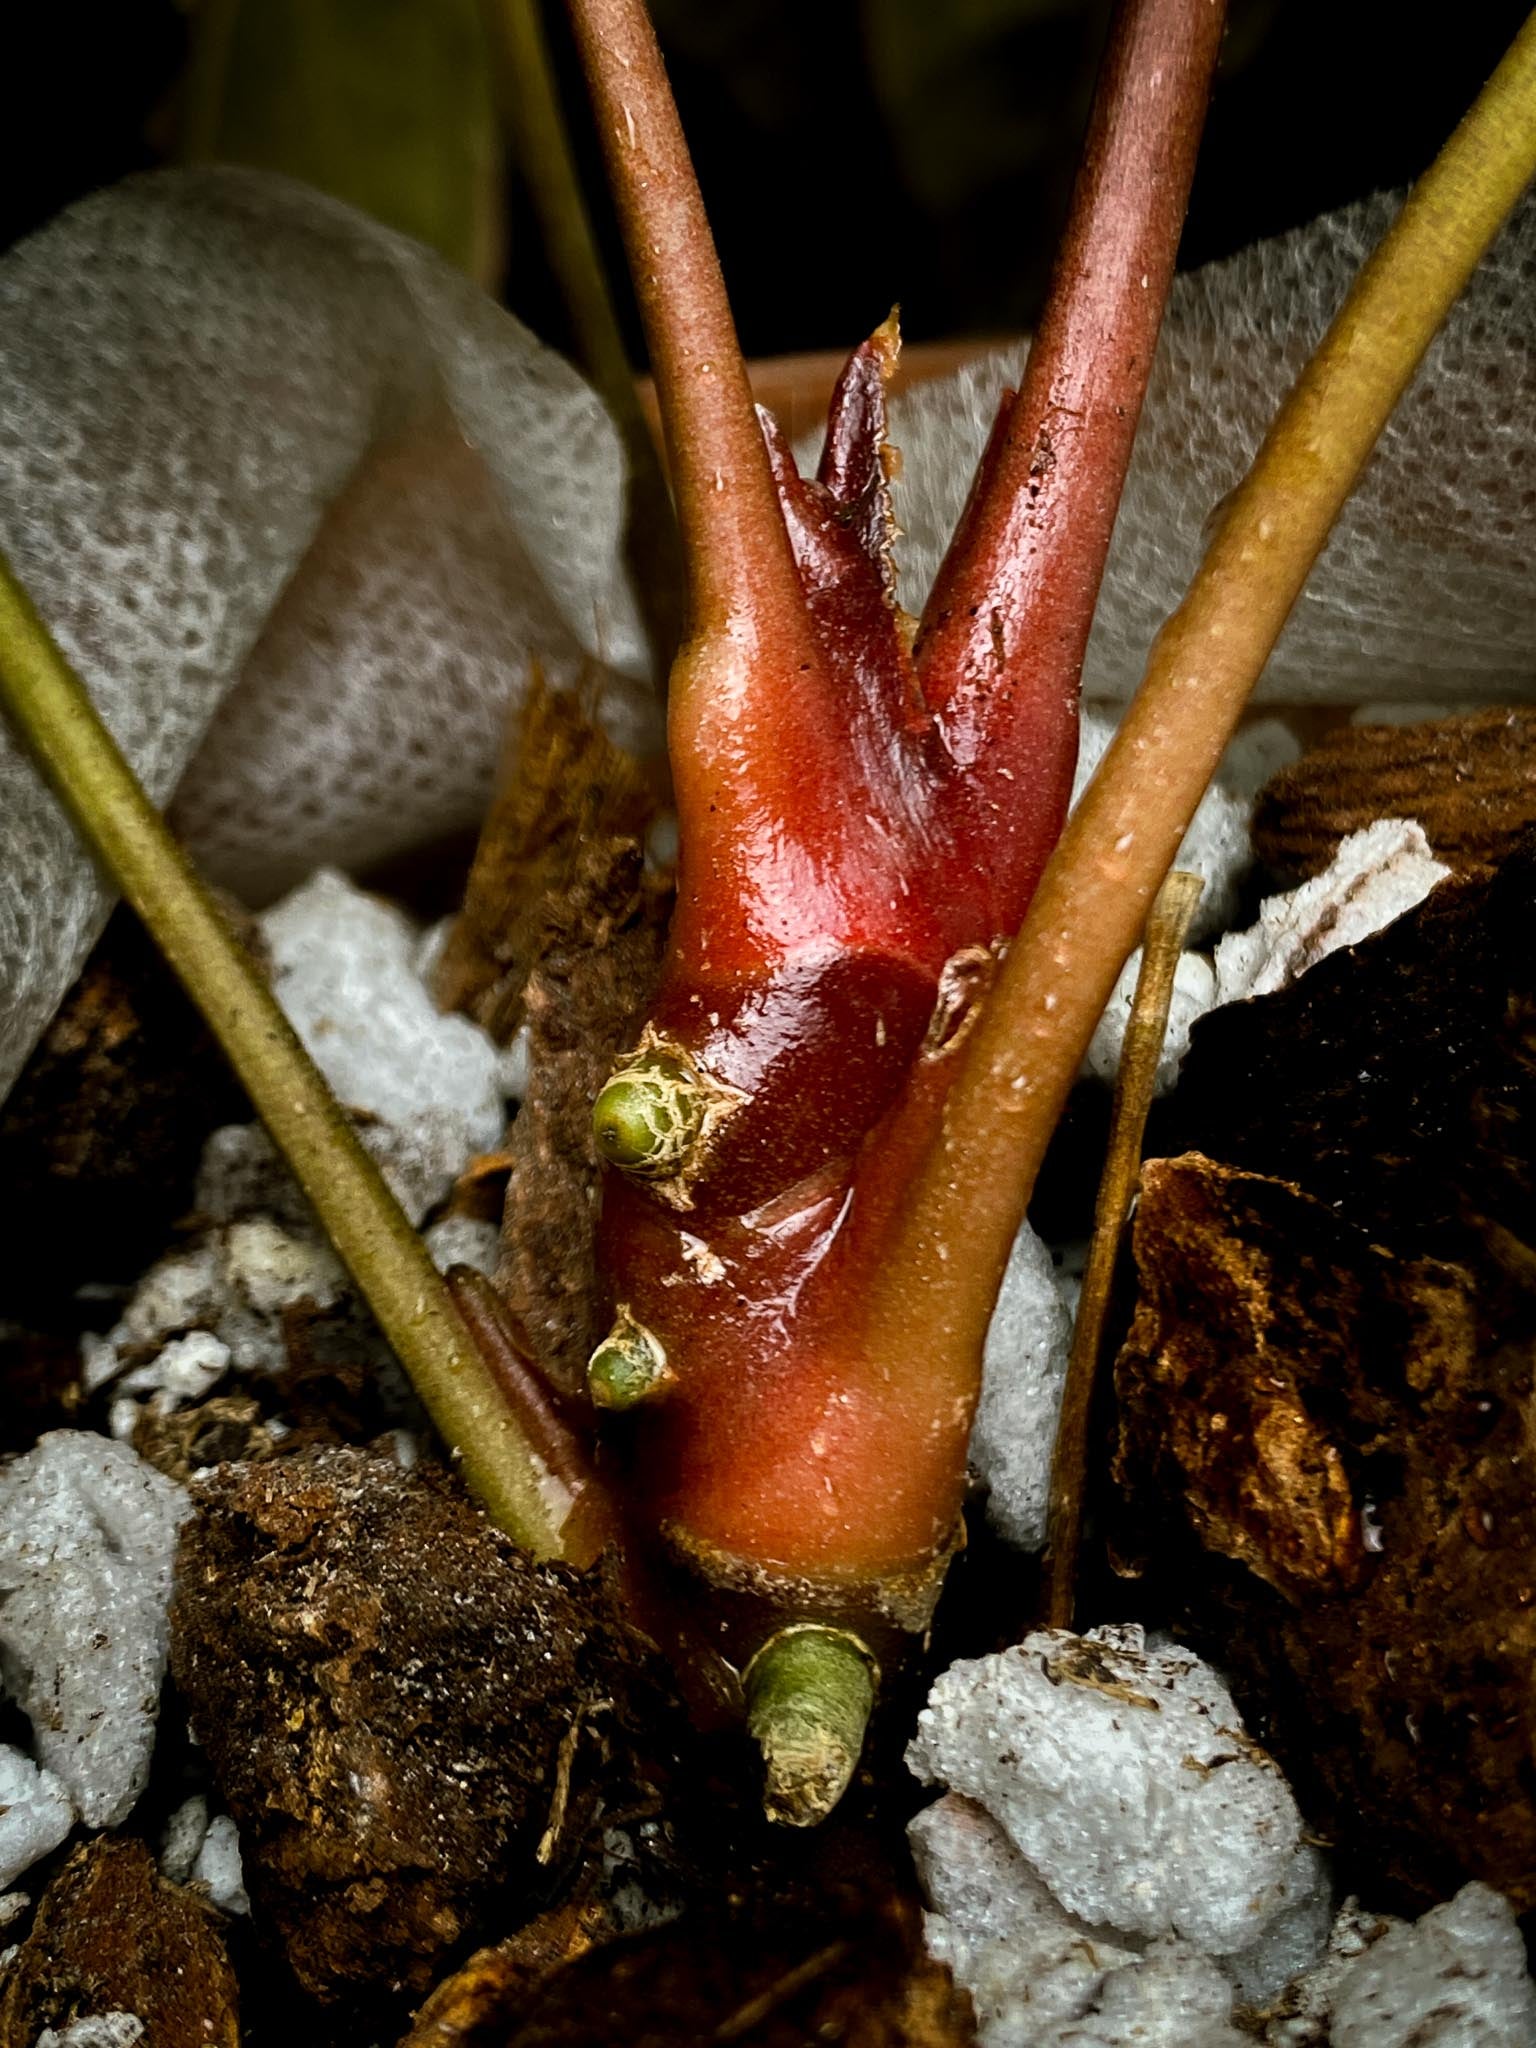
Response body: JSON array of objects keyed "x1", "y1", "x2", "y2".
[{"x1": 3, "y1": 2, "x2": 1529, "y2": 357}]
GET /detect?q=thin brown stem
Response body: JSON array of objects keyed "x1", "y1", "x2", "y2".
[
  {"x1": 562, "y1": 0, "x2": 816, "y2": 662},
  {"x1": 863, "y1": 9, "x2": 1536, "y2": 1409},
  {"x1": 484, "y1": 0, "x2": 683, "y2": 665},
  {"x1": 1041, "y1": 870, "x2": 1202, "y2": 1629},
  {"x1": 446, "y1": 1265, "x2": 620, "y2": 1567},
  {"x1": 179, "y1": 0, "x2": 244, "y2": 165}
]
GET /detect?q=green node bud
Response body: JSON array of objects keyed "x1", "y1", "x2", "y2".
[
  {"x1": 743, "y1": 1624, "x2": 878, "y2": 1828},
  {"x1": 587, "y1": 1309, "x2": 674, "y2": 1410},
  {"x1": 592, "y1": 1049, "x2": 708, "y2": 1179}
]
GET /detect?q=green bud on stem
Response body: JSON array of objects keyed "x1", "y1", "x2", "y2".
[
  {"x1": 742, "y1": 1624, "x2": 878, "y2": 1828},
  {"x1": 593, "y1": 1047, "x2": 709, "y2": 1179},
  {"x1": 587, "y1": 1306, "x2": 674, "y2": 1410}
]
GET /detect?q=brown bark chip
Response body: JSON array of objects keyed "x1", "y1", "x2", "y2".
[
  {"x1": 169, "y1": 1447, "x2": 662, "y2": 2007},
  {"x1": 1115, "y1": 1154, "x2": 1536, "y2": 1909},
  {"x1": 432, "y1": 678, "x2": 660, "y2": 1041},
  {"x1": 399, "y1": 1887, "x2": 973, "y2": 2048},
  {"x1": 429, "y1": 678, "x2": 672, "y2": 1396},
  {"x1": 1160, "y1": 834, "x2": 1536, "y2": 1276},
  {"x1": 0, "y1": 907, "x2": 248, "y2": 1303},
  {"x1": 1253, "y1": 707, "x2": 1536, "y2": 885},
  {"x1": 0, "y1": 1836, "x2": 240, "y2": 2048},
  {"x1": 496, "y1": 845, "x2": 670, "y2": 1395}
]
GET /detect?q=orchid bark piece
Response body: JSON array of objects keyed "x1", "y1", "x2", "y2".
[
  {"x1": 0, "y1": 551, "x2": 578, "y2": 1563},
  {"x1": 866, "y1": 10, "x2": 1536, "y2": 1432},
  {"x1": 566, "y1": 0, "x2": 1224, "y2": 1820}
]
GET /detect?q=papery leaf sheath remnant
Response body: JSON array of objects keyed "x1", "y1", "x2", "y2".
[{"x1": 566, "y1": 0, "x2": 1226, "y2": 1820}]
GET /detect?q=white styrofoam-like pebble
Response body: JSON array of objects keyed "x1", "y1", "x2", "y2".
[
  {"x1": 910, "y1": 1804, "x2": 1250, "y2": 2046},
  {"x1": 117, "y1": 1331, "x2": 231, "y2": 1414},
  {"x1": 970, "y1": 1225, "x2": 1075, "y2": 1550},
  {"x1": 909, "y1": 1627, "x2": 1314, "y2": 1955},
  {"x1": 1055, "y1": 1942, "x2": 1247, "y2": 2047},
  {"x1": 910, "y1": 1792, "x2": 1112, "y2": 1952},
  {"x1": 1326, "y1": 1883, "x2": 1536, "y2": 2047},
  {"x1": 424, "y1": 1214, "x2": 502, "y2": 1279},
  {"x1": 1213, "y1": 819, "x2": 1449, "y2": 1006},
  {"x1": 1220, "y1": 1849, "x2": 1335, "y2": 2010},
  {"x1": 1083, "y1": 947, "x2": 1217, "y2": 1096},
  {"x1": 159, "y1": 1793, "x2": 210, "y2": 1886},
  {"x1": 35, "y1": 2017, "x2": 145, "y2": 2048},
  {"x1": 222, "y1": 1216, "x2": 346, "y2": 1320},
  {"x1": 1076, "y1": 712, "x2": 1296, "y2": 1094},
  {"x1": 113, "y1": 1241, "x2": 226, "y2": 1354},
  {"x1": 260, "y1": 869, "x2": 507, "y2": 1196},
  {"x1": 192, "y1": 1813, "x2": 251, "y2": 1917},
  {"x1": 85, "y1": 1216, "x2": 346, "y2": 1393},
  {"x1": 0, "y1": 1434, "x2": 188, "y2": 1829},
  {"x1": 0, "y1": 1743, "x2": 74, "y2": 1890},
  {"x1": 1087, "y1": 818, "x2": 1450, "y2": 1098}
]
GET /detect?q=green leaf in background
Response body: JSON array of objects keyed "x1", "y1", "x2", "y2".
[{"x1": 181, "y1": 0, "x2": 502, "y2": 284}]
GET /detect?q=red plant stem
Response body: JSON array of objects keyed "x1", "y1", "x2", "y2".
[
  {"x1": 573, "y1": 0, "x2": 1232, "y2": 1625},
  {"x1": 864, "y1": 12, "x2": 1536, "y2": 1421},
  {"x1": 563, "y1": 0, "x2": 815, "y2": 664},
  {"x1": 918, "y1": 0, "x2": 1227, "y2": 928}
]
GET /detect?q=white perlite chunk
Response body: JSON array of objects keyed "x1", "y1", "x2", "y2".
[
  {"x1": 1087, "y1": 820, "x2": 1451, "y2": 1098},
  {"x1": 85, "y1": 868, "x2": 514, "y2": 1422},
  {"x1": 115, "y1": 1331, "x2": 231, "y2": 1415},
  {"x1": 196, "y1": 1114, "x2": 459, "y2": 1233},
  {"x1": 1074, "y1": 710, "x2": 1297, "y2": 1094},
  {"x1": 1264, "y1": 1900, "x2": 1403, "y2": 2046},
  {"x1": 1325, "y1": 1884, "x2": 1536, "y2": 2047},
  {"x1": 0, "y1": 1434, "x2": 189, "y2": 1828},
  {"x1": 908, "y1": 1627, "x2": 1312, "y2": 1955},
  {"x1": 910, "y1": 1793, "x2": 1136, "y2": 2038},
  {"x1": 192, "y1": 1814, "x2": 250, "y2": 1917},
  {"x1": 86, "y1": 1216, "x2": 348, "y2": 1388},
  {"x1": 910, "y1": 1798, "x2": 1249, "y2": 2044},
  {"x1": 911, "y1": 1793, "x2": 1115, "y2": 1953},
  {"x1": 1221, "y1": 1851, "x2": 1336, "y2": 2010},
  {"x1": 970, "y1": 1225, "x2": 1075, "y2": 1550},
  {"x1": 36, "y1": 2018, "x2": 145, "y2": 2048},
  {"x1": 0, "y1": 1744, "x2": 74, "y2": 1889},
  {"x1": 1055, "y1": 1942, "x2": 1247, "y2": 2047},
  {"x1": 159, "y1": 1794, "x2": 210, "y2": 1886},
  {"x1": 260, "y1": 866, "x2": 505, "y2": 1135},
  {"x1": 424, "y1": 1215, "x2": 502, "y2": 1279},
  {"x1": 259, "y1": 869, "x2": 507, "y2": 1217},
  {"x1": 1084, "y1": 947, "x2": 1217, "y2": 1097},
  {"x1": 1213, "y1": 819, "x2": 1449, "y2": 1005}
]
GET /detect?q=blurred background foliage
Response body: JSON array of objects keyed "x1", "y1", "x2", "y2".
[{"x1": 3, "y1": 0, "x2": 1530, "y2": 362}]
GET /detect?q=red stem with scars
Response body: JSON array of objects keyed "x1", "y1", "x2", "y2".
[{"x1": 566, "y1": 0, "x2": 1226, "y2": 1660}]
